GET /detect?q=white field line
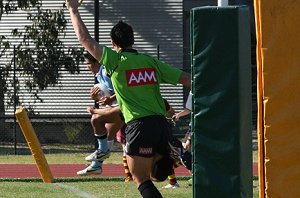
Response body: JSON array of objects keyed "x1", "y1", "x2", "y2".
[{"x1": 55, "y1": 183, "x2": 98, "y2": 198}]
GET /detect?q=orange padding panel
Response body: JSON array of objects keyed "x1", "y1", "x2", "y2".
[{"x1": 255, "y1": 1, "x2": 300, "y2": 197}]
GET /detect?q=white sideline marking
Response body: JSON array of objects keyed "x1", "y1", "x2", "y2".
[{"x1": 55, "y1": 183, "x2": 97, "y2": 198}]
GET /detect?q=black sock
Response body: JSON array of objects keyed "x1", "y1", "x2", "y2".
[
  {"x1": 138, "y1": 180, "x2": 162, "y2": 198},
  {"x1": 95, "y1": 134, "x2": 107, "y2": 139}
]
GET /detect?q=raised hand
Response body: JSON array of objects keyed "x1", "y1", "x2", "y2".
[{"x1": 66, "y1": 0, "x2": 83, "y2": 10}]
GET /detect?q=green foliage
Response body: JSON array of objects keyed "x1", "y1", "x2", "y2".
[
  {"x1": 0, "y1": 35, "x2": 10, "y2": 95},
  {"x1": 0, "y1": 0, "x2": 40, "y2": 20},
  {"x1": 11, "y1": 4, "x2": 83, "y2": 91},
  {"x1": 0, "y1": 35, "x2": 9, "y2": 57},
  {"x1": 0, "y1": 1, "x2": 84, "y2": 112}
]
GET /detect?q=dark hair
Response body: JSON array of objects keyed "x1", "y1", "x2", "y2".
[
  {"x1": 84, "y1": 52, "x2": 97, "y2": 63},
  {"x1": 110, "y1": 21, "x2": 134, "y2": 49}
]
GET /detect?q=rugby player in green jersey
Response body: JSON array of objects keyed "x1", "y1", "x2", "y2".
[{"x1": 66, "y1": 1, "x2": 191, "y2": 197}]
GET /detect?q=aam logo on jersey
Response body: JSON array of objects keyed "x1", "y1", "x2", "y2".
[
  {"x1": 126, "y1": 68, "x2": 158, "y2": 86},
  {"x1": 139, "y1": 147, "x2": 153, "y2": 155}
]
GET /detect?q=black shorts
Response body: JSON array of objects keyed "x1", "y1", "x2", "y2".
[{"x1": 125, "y1": 115, "x2": 170, "y2": 157}]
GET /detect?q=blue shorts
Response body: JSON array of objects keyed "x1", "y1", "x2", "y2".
[{"x1": 125, "y1": 115, "x2": 170, "y2": 157}]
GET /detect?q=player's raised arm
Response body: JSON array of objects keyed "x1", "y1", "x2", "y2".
[{"x1": 66, "y1": 0, "x2": 102, "y2": 61}]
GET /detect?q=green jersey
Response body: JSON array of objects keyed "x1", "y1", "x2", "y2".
[{"x1": 100, "y1": 46, "x2": 182, "y2": 123}]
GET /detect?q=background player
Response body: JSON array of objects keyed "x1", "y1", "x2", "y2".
[{"x1": 77, "y1": 52, "x2": 124, "y2": 175}]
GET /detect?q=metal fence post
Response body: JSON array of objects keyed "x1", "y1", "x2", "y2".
[{"x1": 13, "y1": 45, "x2": 17, "y2": 155}]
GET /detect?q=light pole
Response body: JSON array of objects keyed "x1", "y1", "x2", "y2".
[
  {"x1": 94, "y1": 0, "x2": 99, "y2": 42},
  {"x1": 218, "y1": 0, "x2": 228, "y2": 6}
]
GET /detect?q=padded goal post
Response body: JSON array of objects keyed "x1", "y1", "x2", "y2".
[
  {"x1": 15, "y1": 107, "x2": 54, "y2": 183},
  {"x1": 190, "y1": 6, "x2": 252, "y2": 197},
  {"x1": 254, "y1": 0, "x2": 300, "y2": 197}
]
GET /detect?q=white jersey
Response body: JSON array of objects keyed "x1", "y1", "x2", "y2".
[{"x1": 185, "y1": 91, "x2": 192, "y2": 111}]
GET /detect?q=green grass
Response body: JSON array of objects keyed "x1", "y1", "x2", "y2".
[
  {"x1": 0, "y1": 151, "x2": 259, "y2": 197},
  {"x1": 0, "y1": 179, "x2": 194, "y2": 198},
  {"x1": 0, "y1": 178, "x2": 258, "y2": 198},
  {"x1": 0, "y1": 152, "x2": 123, "y2": 164},
  {"x1": 253, "y1": 150, "x2": 258, "y2": 163}
]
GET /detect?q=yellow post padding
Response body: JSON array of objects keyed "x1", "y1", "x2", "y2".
[
  {"x1": 254, "y1": 0, "x2": 300, "y2": 197},
  {"x1": 253, "y1": 1, "x2": 265, "y2": 197},
  {"x1": 15, "y1": 107, "x2": 54, "y2": 183}
]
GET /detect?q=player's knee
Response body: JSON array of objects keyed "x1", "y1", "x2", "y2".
[{"x1": 91, "y1": 114, "x2": 102, "y2": 125}]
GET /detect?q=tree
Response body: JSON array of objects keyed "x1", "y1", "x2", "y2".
[
  {"x1": 0, "y1": 0, "x2": 83, "y2": 140},
  {"x1": 0, "y1": 0, "x2": 40, "y2": 20}
]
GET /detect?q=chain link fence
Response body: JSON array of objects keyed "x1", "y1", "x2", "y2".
[
  {"x1": 0, "y1": 115, "x2": 97, "y2": 155},
  {"x1": 0, "y1": 115, "x2": 190, "y2": 155}
]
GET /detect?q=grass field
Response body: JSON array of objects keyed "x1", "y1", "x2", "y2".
[
  {"x1": 0, "y1": 151, "x2": 259, "y2": 197},
  {"x1": 0, "y1": 152, "x2": 124, "y2": 164},
  {"x1": 0, "y1": 177, "x2": 258, "y2": 198},
  {"x1": 0, "y1": 152, "x2": 194, "y2": 197},
  {"x1": 0, "y1": 179, "x2": 194, "y2": 198}
]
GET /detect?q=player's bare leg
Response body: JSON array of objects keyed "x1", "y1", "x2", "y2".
[
  {"x1": 126, "y1": 154, "x2": 163, "y2": 197},
  {"x1": 85, "y1": 106, "x2": 123, "y2": 161}
]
